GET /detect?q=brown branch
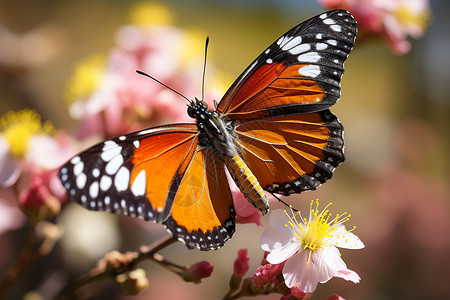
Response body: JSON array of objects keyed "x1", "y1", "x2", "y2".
[{"x1": 53, "y1": 235, "x2": 179, "y2": 300}]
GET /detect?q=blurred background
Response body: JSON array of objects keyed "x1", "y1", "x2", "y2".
[{"x1": 1, "y1": 0, "x2": 449, "y2": 299}]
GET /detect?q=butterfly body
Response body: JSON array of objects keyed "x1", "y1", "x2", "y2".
[
  {"x1": 224, "y1": 154, "x2": 269, "y2": 214},
  {"x1": 59, "y1": 10, "x2": 357, "y2": 250},
  {"x1": 188, "y1": 99, "x2": 270, "y2": 214}
]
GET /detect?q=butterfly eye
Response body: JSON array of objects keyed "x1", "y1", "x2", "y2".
[{"x1": 187, "y1": 106, "x2": 196, "y2": 118}]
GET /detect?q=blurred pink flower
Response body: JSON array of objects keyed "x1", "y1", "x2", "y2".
[
  {"x1": 0, "y1": 110, "x2": 76, "y2": 219},
  {"x1": 66, "y1": 23, "x2": 224, "y2": 140},
  {"x1": 319, "y1": 0, "x2": 431, "y2": 54},
  {"x1": 0, "y1": 110, "x2": 74, "y2": 188},
  {"x1": 260, "y1": 201, "x2": 364, "y2": 293},
  {"x1": 233, "y1": 248, "x2": 250, "y2": 278}
]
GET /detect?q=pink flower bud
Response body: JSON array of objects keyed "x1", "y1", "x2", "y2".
[
  {"x1": 182, "y1": 261, "x2": 213, "y2": 283},
  {"x1": 233, "y1": 248, "x2": 249, "y2": 278},
  {"x1": 327, "y1": 294, "x2": 346, "y2": 300}
]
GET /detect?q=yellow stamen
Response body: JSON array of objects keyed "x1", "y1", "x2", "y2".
[
  {"x1": 0, "y1": 109, "x2": 54, "y2": 158},
  {"x1": 284, "y1": 199, "x2": 352, "y2": 259}
]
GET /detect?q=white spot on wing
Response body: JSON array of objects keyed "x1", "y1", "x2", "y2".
[
  {"x1": 327, "y1": 39, "x2": 338, "y2": 46},
  {"x1": 316, "y1": 43, "x2": 327, "y2": 50},
  {"x1": 298, "y1": 52, "x2": 321, "y2": 63},
  {"x1": 331, "y1": 25, "x2": 342, "y2": 32},
  {"x1": 115, "y1": 167, "x2": 130, "y2": 192},
  {"x1": 289, "y1": 43, "x2": 310, "y2": 54},
  {"x1": 89, "y1": 181, "x2": 99, "y2": 198},
  {"x1": 131, "y1": 170, "x2": 146, "y2": 196},
  {"x1": 71, "y1": 156, "x2": 80, "y2": 164},
  {"x1": 73, "y1": 161, "x2": 84, "y2": 176},
  {"x1": 299, "y1": 65, "x2": 321, "y2": 77},
  {"x1": 133, "y1": 140, "x2": 140, "y2": 148},
  {"x1": 281, "y1": 36, "x2": 302, "y2": 51},
  {"x1": 76, "y1": 173, "x2": 87, "y2": 189},
  {"x1": 101, "y1": 141, "x2": 122, "y2": 162},
  {"x1": 100, "y1": 175, "x2": 112, "y2": 191},
  {"x1": 105, "y1": 155, "x2": 123, "y2": 175},
  {"x1": 92, "y1": 168, "x2": 100, "y2": 178},
  {"x1": 323, "y1": 18, "x2": 335, "y2": 25}
]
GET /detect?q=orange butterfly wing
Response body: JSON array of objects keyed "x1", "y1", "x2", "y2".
[
  {"x1": 218, "y1": 10, "x2": 356, "y2": 120},
  {"x1": 234, "y1": 110, "x2": 344, "y2": 195},
  {"x1": 59, "y1": 124, "x2": 235, "y2": 249},
  {"x1": 217, "y1": 10, "x2": 356, "y2": 194}
]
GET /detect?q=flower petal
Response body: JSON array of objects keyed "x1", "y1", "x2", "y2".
[
  {"x1": 0, "y1": 137, "x2": 21, "y2": 188},
  {"x1": 331, "y1": 224, "x2": 365, "y2": 249},
  {"x1": 336, "y1": 269, "x2": 361, "y2": 284},
  {"x1": 269, "y1": 209, "x2": 290, "y2": 227},
  {"x1": 260, "y1": 226, "x2": 299, "y2": 264},
  {"x1": 283, "y1": 250, "x2": 319, "y2": 293},
  {"x1": 313, "y1": 247, "x2": 347, "y2": 283}
]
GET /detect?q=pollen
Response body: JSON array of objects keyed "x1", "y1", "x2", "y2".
[
  {"x1": 284, "y1": 200, "x2": 351, "y2": 256},
  {"x1": 64, "y1": 54, "x2": 106, "y2": 105},
  {"x1": 0, "y1": 109, "x2": 54, "y2": 158}
]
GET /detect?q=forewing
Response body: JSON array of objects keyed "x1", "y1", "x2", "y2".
[
  {"x1": 59, "y1": 124, "x2": 199, "y2": 222},
  {"x1": 234, "y1": 110, "x2": 344, "y2": 195},
  {"x1": 217, "y1": 10, "x2": 357, "y2": 119}
]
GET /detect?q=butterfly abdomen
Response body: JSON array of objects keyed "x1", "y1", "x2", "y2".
[{"x1": 225, "y1": 154, "x2": 269, "y2": 215}]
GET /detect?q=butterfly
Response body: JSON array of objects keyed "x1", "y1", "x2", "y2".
[{"x1": 59, "y1": 10, "x2": 357, "y2": 250}]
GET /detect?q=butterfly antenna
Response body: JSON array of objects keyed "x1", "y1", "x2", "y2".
[
  {"x1": 201, "y1": 36, "x2": 210, "y2": 101},
  {"x1": 136, "y1": 70, "x2": 192, "y2": 104}
]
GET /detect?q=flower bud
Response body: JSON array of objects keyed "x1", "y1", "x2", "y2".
[{"x1": 182, "y1": 261, "x2": 213, "y2": 283}]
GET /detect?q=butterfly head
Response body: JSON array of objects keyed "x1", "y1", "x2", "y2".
[{"x1": 187, "y1": 98, "x2": 210, "y2": 120}]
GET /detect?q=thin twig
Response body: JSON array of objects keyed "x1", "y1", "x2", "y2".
[{"x1": 53, "y1": 235, "x2": 178, "y2": 300}]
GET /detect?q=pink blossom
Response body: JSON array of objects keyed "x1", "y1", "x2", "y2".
[
  {"x1": 233, "y1": 249, "x2": 250, "y2": 278},
  {"x1": 0, "y1": 110, "x2": 75, "y2": 189},
  {"x1": 0, "y1": 109, "x2": 76, "y2": 221},
  {"x1": 67, "y1": 24, "x2": 224, "y2": 140},
  {"x1": 260, "y1": 201, "x2": 364, "y2": 293},
  {"x1": 319, "y1": 0, "x2": 431, "y2": 54}
]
